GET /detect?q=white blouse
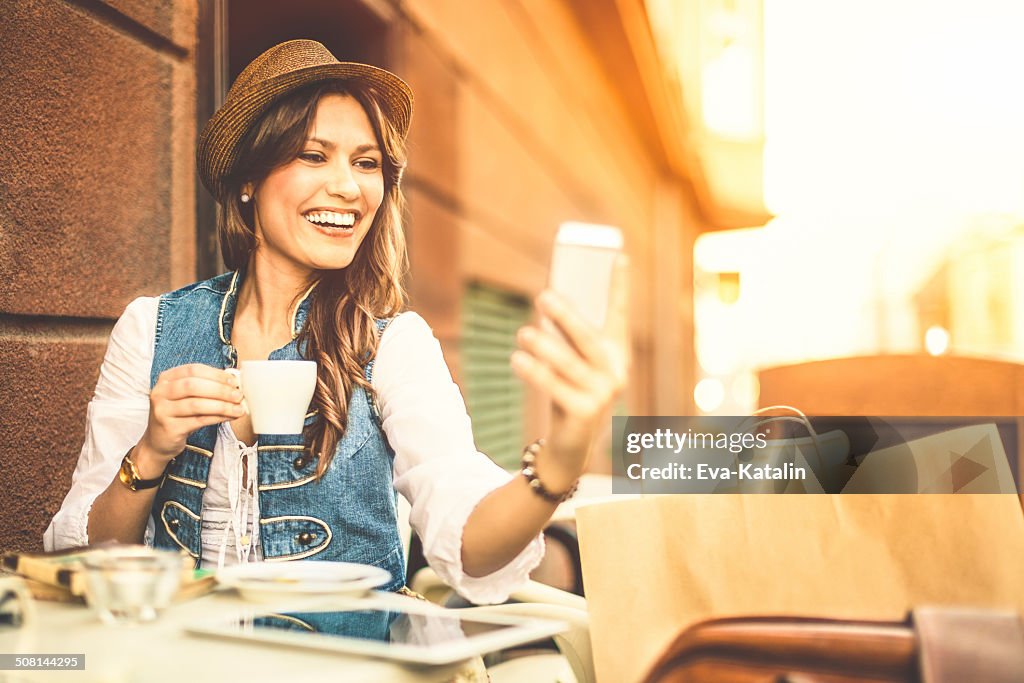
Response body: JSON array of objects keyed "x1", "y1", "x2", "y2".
[{"x1": 44, "y1": 296, "x2": 544, "y2": 605}]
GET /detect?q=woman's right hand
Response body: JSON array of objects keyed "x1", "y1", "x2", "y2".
[{"x1": 138, "y1": 364, "x2": 245, "y2": 463}]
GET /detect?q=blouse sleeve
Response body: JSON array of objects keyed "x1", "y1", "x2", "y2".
[
  {"x1": 43, "y1": 296, "x2": 158, "y2": 551},
  {"x1": 374, "y1": 312, "x2": 545, "y2": 605}
]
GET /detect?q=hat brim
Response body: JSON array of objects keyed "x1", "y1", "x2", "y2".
[{"x1": 197, "y1": 62, "x2": 413, "y2": 200}]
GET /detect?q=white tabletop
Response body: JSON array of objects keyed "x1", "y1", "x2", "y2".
[{"x1": 0, "y1": 589, "x2": 480, "y2": 683}]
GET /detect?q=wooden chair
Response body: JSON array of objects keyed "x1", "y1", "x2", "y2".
[{"x1": 757, "y1": 354, "x2": 1024, "y2": 502}]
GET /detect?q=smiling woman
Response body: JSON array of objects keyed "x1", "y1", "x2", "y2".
[
  {"x1": 217, "y1": 81, "x2": 406, "y2": 463},
  {"x1": 43, "y1": 39, "x2": 628, "y2": 606}
]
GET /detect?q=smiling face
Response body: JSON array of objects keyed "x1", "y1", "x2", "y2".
[{"x1": 246, "y1": 93, "x2": 384, "y2": 276}]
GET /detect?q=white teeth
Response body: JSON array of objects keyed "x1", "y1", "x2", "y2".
[{"x1": 304, "y1": 211, "x2": 356, "y2": 228}]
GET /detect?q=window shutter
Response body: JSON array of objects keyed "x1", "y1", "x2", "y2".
[{"x1": 462, "y1": 283, "x2": 532, "y2": 470}]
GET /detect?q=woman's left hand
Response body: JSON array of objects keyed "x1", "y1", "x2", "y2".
[{"x1": 511, "y1": 255, "x2": 630, "y2": 492}]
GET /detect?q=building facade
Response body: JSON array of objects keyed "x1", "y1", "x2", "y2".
[{"x1": 0, "y1": 0, "x2": 703, "y2": 552}]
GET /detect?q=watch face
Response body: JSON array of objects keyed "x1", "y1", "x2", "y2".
[
  {"x1": 118, "y1": 456, "x2": 138, "y2": 490},
  {"x1": 117, "y1": 452, "x2": 165, "y2": 490}
]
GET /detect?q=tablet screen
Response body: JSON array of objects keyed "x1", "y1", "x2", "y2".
[
  {"x1": 245, "y1": 608, "x2": 510, "y2": 647},
  {"x1": 189, "y1": 604, "x2": 568, "y2": 664}
]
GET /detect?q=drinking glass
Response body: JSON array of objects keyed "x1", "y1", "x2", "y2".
[{"x1": 81, "y1": 547, "x2": 183, "y2": 625}]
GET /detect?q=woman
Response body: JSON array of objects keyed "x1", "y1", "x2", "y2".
[{"x1": 44, "y1": 40, "x2": 626, "y2": 604}]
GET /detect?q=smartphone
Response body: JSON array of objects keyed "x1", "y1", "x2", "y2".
[{"x1": 548, "y1": 222, "x2": 623, "y2": 329}]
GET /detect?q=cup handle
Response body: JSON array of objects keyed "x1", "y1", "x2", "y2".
[{"x1": 224, "y1": 368, "x2": 249, "y2": 416}]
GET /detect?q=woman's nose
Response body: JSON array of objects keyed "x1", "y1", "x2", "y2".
[{"x1": 326, "y1": 165, "x2": 360, "y2": 200}]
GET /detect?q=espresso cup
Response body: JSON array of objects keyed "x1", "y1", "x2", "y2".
[{"x1": 230, "y1": 360, "x2": 317, "y2": 434}]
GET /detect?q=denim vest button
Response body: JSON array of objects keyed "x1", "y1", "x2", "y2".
[
  {"x1": 293, "y1": 456, "x2": 307, "y2": 470},
  {"x1": 297, "y1": 532, "x2": 315, "y2": 545},
  {"x1": 168, "y1": 518, "x2": 180, "y2": 530}
]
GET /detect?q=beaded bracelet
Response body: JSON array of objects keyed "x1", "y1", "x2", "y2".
[{"x1": 520, "y1": 438, "x2": 579, "y2": 504}]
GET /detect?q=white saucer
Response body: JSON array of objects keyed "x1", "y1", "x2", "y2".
[{"x1": 216, "y1": 561, "x2": 391, "y2": 602}]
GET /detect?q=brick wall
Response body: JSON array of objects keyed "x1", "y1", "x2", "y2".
[
  {"x1": 393, "y1": 0, "x2": 699, "y2": 434},
  {"x1": 0, "y1": 0, "x2": 196, "y2": 552}
]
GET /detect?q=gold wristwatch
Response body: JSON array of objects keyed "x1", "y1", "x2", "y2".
[{"x1": 117, "y1": 449, "x2": 165, "y2": 492}]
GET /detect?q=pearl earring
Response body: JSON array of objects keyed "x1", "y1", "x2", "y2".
[{"x1": 240, "y1": 193, "x2": 251, "y2": 203}]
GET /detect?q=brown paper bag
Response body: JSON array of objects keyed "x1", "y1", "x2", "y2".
[{"x1": 576, "y1": 495, "x2": 1024, "y2": 683}]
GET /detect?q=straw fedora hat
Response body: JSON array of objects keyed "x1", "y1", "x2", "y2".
[{"x1": 197, "y1": 39, "x2": 414, "y2": 200}]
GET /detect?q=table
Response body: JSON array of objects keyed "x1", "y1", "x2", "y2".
[{"x1": 0, "y1": 589, "x2": 482, "y2": 683}]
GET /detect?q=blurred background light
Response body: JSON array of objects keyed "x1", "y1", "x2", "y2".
[
  {"x1": 688, "y1": 0, "x2": 1024, "y2": 413},
  {"x1": 925, "y1": 325, "x2": 951, "y2": 356},
  {"x1": 694, "y1": 378, "x2": 726, "y2": 413}
]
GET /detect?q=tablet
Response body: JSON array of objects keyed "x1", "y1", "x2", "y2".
[{"x1": 187, "y1": 603, "x2": 568, "y2": 665}]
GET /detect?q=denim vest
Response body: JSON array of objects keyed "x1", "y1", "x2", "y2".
[{"x1": 147, "y1": 270, "x2": 405, "y2": 591}]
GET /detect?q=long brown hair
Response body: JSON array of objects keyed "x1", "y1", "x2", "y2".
[{"x1": 218, "y1": 80, "x2": 409, "y2": 476}]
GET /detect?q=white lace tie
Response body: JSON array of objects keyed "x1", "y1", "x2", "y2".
[{"x1": 216, "y1": 439, "x2": 259, "y2": 570}]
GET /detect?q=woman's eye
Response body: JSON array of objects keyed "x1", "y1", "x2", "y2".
[
  {"x1": 355, "y1": 158, "x2": 381, "y2": 171},
  {"x1": 299, "y1": 152, "x2": 325, "y2": 163}
]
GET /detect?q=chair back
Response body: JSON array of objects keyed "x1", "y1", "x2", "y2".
[{"x1": 758, "y1": 354, "x2": 1024, "y2": 416}]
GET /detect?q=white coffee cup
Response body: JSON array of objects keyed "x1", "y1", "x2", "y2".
[{"x1": 228, "y1": 360, "x2": 317, "y2": 434}]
